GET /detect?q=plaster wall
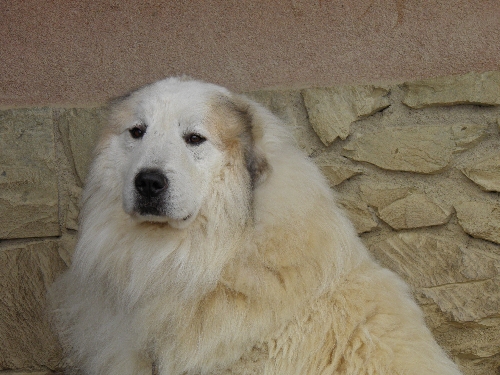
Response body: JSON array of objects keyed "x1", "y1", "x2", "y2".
[{"x1": 1, "y1": 0, "x2": 500, "y2": 107}]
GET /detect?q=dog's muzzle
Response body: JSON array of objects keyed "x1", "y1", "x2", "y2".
[{"x1": 134, "y1": 169, "x2": 168, "y2": 216}]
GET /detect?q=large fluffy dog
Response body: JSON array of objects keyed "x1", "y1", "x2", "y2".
[{"x1": 51, "y1": 78, "x2": 461, "y2": 375}]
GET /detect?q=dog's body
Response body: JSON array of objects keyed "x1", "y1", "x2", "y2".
[{"x1": 51, "y1": 78, "x2": 461, "y2": 374}]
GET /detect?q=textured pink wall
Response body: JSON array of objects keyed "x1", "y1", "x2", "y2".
[{"x1": 1, "y1": 0, "x2": 500, "y2": 107}]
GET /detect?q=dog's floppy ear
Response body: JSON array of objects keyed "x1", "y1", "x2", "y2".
[
  {"x1": 245, "y1": 136, "x2": 269, "y2": 188},
  {"x1": 225, "y1": 94, "x2": 269, "y2": 188}
]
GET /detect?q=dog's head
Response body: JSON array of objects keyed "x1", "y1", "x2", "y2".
[{"x1": 100, "y1": 78, "x2": 267, "y2": 229}]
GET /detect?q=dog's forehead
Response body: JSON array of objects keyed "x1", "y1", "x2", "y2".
[
  {"x1": 109, "y1": 79, "x2": 241, "y2": 138},
  {"x1": 134, "y1": 79, "x2": 231, "y2": 119}
]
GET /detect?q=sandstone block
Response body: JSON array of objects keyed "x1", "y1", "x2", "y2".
[
  {"x1": 377, "y1": 193, "x2": 452, "y2": 229},
  {"x1": 0, "y1": 109, "x2": 59, "y2": 239},
  {"x1": 0, "y1": 241, "x2": 69, "y2": 370},
  {"x1": 432, "y1": 317, "x2": 500, "y2": 375},
  {"x1": 301, "y1": 85, "x2": 389, "y2": 146},
  {"x1": 370, "y1": 233, "x2": 470, "y2": 288},
  {"x1": 360, "y1": 185, "x2": 452, "y2": 229},
  {"x1": 337, "y1": 196, "x2": 378, "y2": 234},
  {"x1": 313, "y1": 151, "x2": 363, "y2": 186},
  {"x1": 245, "y1": 90, "x2": 324, "y2": 155},
  {"x1": 456, "y1": 355, "x2": 500, "y2": 375},
  {"x1": 65, "y1": 185, "x2": 82, "y2": 231},
  {"x1": 359, "y1": 185, "x2": 411, "y2": 209},
  {"x1": 319, "y1": 164, "x2": 362, "y2": 186},
  {"x1": 370, "y1": 232, "x2": 500, "y2": 322},
  {"x1": 55, "y1": 108, "x2": 106, "y2": 185},
  {"x1": 342, "y1": 124, "x2": 487, "y2": 173},
  {"x1": 434, "y1": 320, "x2": 500, "y2": 359},
  {"x1": 422, "y1": 277, "x2": 500, "y2": 322},
  {"x1": 462, "y1": 153, "x2": 500, "y2": 192},
  {"x1": 403, "y1": 71, "x2": 500, "y2": 108},
  {"x1": 456, "y1": 201, "x2": 500, "y2": 244}
]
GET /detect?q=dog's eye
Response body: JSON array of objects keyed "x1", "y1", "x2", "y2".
[
  {"x1": 184, "y1": 133, "x2": 206, "y2": 145},
  {"x1": 129, "y1": 126, "x2": 146, "y2": 139}
]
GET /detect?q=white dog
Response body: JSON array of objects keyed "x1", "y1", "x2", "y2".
[{"x1": 50, "y1": 77, "x2": 461, "y2": 375}]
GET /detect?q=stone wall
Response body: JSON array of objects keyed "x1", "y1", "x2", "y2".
[{"x1": 1, "y1": 71, "x2": 499, "y2": 375}]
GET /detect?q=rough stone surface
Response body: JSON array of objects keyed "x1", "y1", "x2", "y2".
[
  {"x1": 0, "y1": 241, "x2": 69, "y2": 370},
  {"x1": 301, "y1": 86, "x2": 389, "y2": 146},
  {"x1": 319, "y1": 164, "x2": 362, "y2": 186},
  {"x1": 360, "y1": 184, "x2": 451, "y2": 230},
  {"x1": 245, "y1": 90, "x2": 324, "y2": 155},
  {"x1": 64, "y1": 185, "x2": 82, "y2": 231},
  {"x1": 55, "y1": 108, "x2": 106, "y2": 185},
  {"x1": 370, "y1": 232, "x2": 500, "y2": 322},
  {"x1": 423, "y1": 277, "x2": 500, "y2": 322},
  {"x1": 370, "y1": 232, "x2": 473, "y2": 288},
  {"x1": 313, "y1": 151, "x2": 363, "y2": 186},
  {"x1": 342, "y1": 124, "x2": 487, "y2": 173},
  {"x1": 439, "y1": 321, "x2": 500, "y2": 358},
  {"x1": 462, "y1": 153, "x2": 500, "y2": 192},
  {"x1": 377, "y1": 193, "x2": 452, "y2": 229},
  {"x1": 434, "y1": 321, "x2": 500, "y2": 373},
  {"x1": 456, "y1": 355, "x2": 500, "y2": 375},
  {"x1": 403, "y1": 71, "x2": 500, "y2": 108},
  {"x1": 359, "y1": 185, "x2": 411, "y2": 210},
  {"x1": 456, "y1": 201, "x2": 500, "y2": 245},
  {"x1": 337, "y1": 196, "x2": 378, "y2": 234},
  {"x1": 0, "y1": 109, "x2": 60, "y2": 239}
]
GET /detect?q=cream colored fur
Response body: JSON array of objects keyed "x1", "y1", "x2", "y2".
[{"x1": 50, "y1": 78, "x2": 461, "y2": 375}]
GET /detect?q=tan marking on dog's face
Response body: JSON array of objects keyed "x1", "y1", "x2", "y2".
[
  {"x1": 206, "y1": 96, "x2": 251, "y2": 154},
  {"x1": 206, "y1": 95, "x2": 268, "y2": 187}
]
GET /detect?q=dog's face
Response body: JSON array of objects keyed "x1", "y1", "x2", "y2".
[{"x1": 104, "y1": 78, "x2": 260, "y2": 229}]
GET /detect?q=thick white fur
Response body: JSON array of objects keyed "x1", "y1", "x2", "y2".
[{"x1": 50, "y1": 78, "x2": 461, "y2": 375}]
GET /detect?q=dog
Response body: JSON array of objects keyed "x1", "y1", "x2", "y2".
[{"x1": 50, "y1": 77, "x2": 462, "y2": 374}]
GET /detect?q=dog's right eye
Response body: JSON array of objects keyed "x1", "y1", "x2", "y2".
[
  {"x1": 129, "y1": 126, "x2": 146, "y2": 139},
  {"x1": 184, "y1": 133, "x2": 207, "y2": 145}
]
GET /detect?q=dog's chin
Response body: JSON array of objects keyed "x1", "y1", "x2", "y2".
[
  {"x1": 166, "y1": 213, "x2": 196, "y2": 229},
  {"x1": 130, "y1": 210, "x2": 196, "y2": 229}
]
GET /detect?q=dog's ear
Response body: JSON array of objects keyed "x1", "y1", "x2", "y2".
[
  {"x1": 244, "y1": 137, "x2": 269, "y2": 188},
  {"x1": 225, "y1": 95, "x2": 269, "y2": 188}
]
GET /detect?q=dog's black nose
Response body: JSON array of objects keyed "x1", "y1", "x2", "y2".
[{"x1": 134, "y1": 170, "x2": 168, "y2": 198}]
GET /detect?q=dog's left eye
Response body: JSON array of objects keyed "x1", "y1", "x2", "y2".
[
  {"x1": 129, "y1": 124, "x2": 146, "y2": 139},
  {"x1": 184, "y1": 133, "x2": 206, "y2": 145}
]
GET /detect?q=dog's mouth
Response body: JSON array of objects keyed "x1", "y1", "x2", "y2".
[
  {"x1": 137, "y1": 205, "x2": 164, "y2": 217},
  {"x1": 133, "y1": 200, "x2": 193, "y2": 220},
  {"x1": 130, "y1": 204, "x2": 196, "y2": 229}
]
